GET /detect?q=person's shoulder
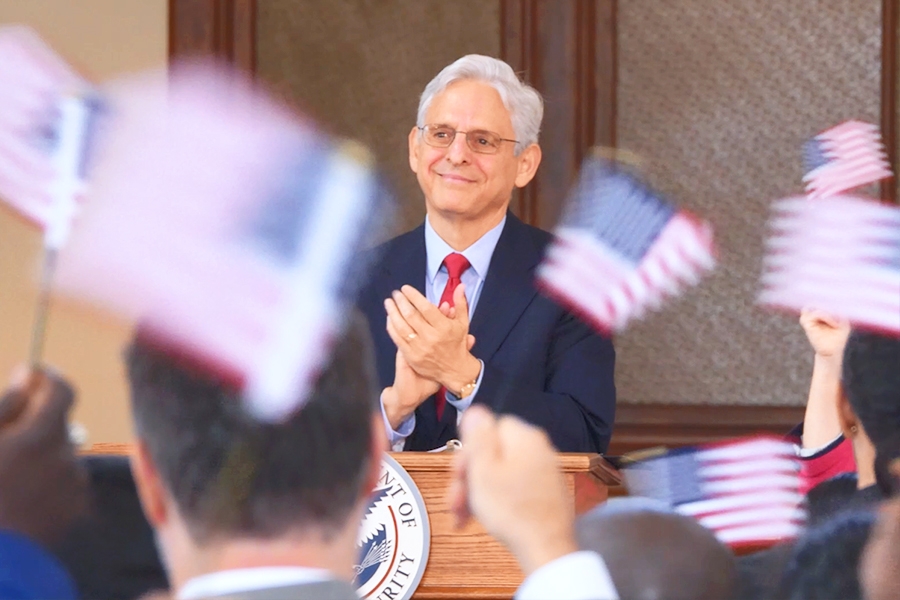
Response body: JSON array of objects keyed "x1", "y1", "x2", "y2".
[
  {"x1": 506, "y1": 212, "x2": 552, "y2": 241},
  {"x1": 214, "y1": 579, "x2": 358, "y2": 600},
  {"x1": 503, "y1": 213, "x2": 554, "y2": 254},
  {"x1": 363, "y1": 224, "x2": 425, "y2": 263},
  {"x1": 0, "y1": 531, "x2": 78, "y2": 599}
]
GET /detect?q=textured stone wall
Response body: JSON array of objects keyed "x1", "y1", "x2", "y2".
[
  {"x1": 614, "y1": 1, "x2": 883, "y2": 405},
  {"x1": 256, "y1": 0, "x2": 500, "y2": 235}
]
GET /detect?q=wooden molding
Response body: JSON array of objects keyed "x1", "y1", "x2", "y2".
[
  {"x1": 883, "y1": 0, "x2": 898, "y2": 203},
  {"x1": 607, "y1": 403, "x2": 806, "y2": 456},
  {"x1": 500, "y1": 0, "x2": 617, "y2": 229},
  {"x1": 168, "y1": 0, "x2": 256, "y2": 72}
]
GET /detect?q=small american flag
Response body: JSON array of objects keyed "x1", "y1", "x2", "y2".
[
  {"x1": 55, "y1": 63, "x2": 392, "y2": 420},
  {"x1": 803, "y1": 120, "x2": 893, "y2": 200},
  {"x1": 0, "y1": 26, "x2": 98, "y2": 249},
  {"x1": 759, "y1": 195, "x2": 900, "y2": 335},
  {"x1": 0, "y1": 28, "x2": 82, "y2": 225},
  {"x1": 536, "y1": 157, "x2": 715, "y2": 334},
  {"x1": 624, "y1": 436, "x2": 806, "y2": 548}
]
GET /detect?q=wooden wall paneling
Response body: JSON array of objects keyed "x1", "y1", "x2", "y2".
[
  {"x1": 230, "y1": 0, "x2": 256, "y2": 73},
  {"x1": 883, "y1": 0, "x2": 898, "y2": 202},
  {"x1": 500, "y1": 0, "x2": 617, "y2": 229},
  {"x1": 168, "y1": 0, "x2": 256, "y2": 72},
  {"x1": 170, "y1": 0, "x2": 618, "y2": 223},
  {"x1": 593, "y1": 0, "x2": 617, "y2": 150}
]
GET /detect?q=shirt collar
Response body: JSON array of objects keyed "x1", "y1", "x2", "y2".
[
  {"x1": 177, "y1": 566, "x2": 335, "y2": 599},
  {"x1": 424, "y1": 214, "x2": 506, "y2": 284}
]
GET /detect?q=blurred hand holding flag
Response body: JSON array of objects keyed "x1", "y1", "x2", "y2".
[
  {"x1": 54, "y1": 63, "x2": 393, "y2": 420},
  {"x1": 623, "y1": 436, "x2": 806, "y2": 549},
  {"x1": 536, "y1": 156, "x2": 716, "y2": 334},
  {"x1": 803, "y1": 120, "x2": 892, "y2": 200},
  {"x1": 759, "y1": 195, "x2": 900, "y2": 335}
]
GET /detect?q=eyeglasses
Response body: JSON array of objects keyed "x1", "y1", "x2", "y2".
[{"x1": 418, "y1": 125, "x2": 518, "y2": 155}]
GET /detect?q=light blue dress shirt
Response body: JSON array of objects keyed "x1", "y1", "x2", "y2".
[{"x1": 381, "y1": 214, "x2": 507, "y2": 449}]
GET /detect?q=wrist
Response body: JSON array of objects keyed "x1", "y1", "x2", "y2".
[
  {"x1": 813, "y1": 353, "x2": 842, "y2": 374},
  {"x1": 444, "y1": 354, "x2": 481, "y2": 397},
  {"x1": 382, "y1": 387, "x2": 413, "y2": 430},
  {"x1": 515, "y1": 533, "x2": 579, "y2": 577}
]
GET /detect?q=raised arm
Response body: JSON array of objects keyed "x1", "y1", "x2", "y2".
[{"x1": 799, "y1": 309, "x2": 851, "y2": 449}]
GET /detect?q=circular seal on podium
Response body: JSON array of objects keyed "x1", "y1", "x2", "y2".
[{"x1": 354, "y1": 454, "x2": 430, "y2": 600}]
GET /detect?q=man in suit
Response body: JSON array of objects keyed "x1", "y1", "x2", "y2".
[
  {"x1": 126, "y1": 314, "x2": 383, "y2": 600},
  {"x1": 358, "y1": 54, "x2": 616, "y2": 453}
]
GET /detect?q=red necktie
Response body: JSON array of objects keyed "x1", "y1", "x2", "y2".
[{"x1": 436, "y1": 252, "x2": 471, "y2": 420}]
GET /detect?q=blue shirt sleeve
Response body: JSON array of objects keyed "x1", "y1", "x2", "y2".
[
  {"x1": 380, "y1": 390, "x2": 416, "y2": 451},
  {"x1": 0, "y1": 530, "x2": 77, "y2": 599}
]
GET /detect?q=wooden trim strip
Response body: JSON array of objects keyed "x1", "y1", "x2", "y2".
[
  {"x1": 168, "y1": 0, "x2": 256, "y2": 74},
  {"x1": 500, "y1": 0, "x2": 539, "y2": 226},
  {"x1": 608, "y1": 403, "x2": 805, "y2": 455},
  {"x1": 882, "y1": 0, "x2": 898, "y2": 203},
  {"x1": 594, "y1": 0, "x2": 617, "y2": 149},
  {"x1": 86, "y1": 442, "x2": 133, "y2": 455},
  {"x1": 232, "y1": 0, "x2": 257, "y2": 74}
]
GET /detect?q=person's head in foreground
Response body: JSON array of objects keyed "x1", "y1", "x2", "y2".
[
  {"x1": 776, "y1": 509, "x2": 875, "y2": 600},
  {"x1": 838, "y1": 330, "x2": 900, "y2": 493},
  {"x1": 409, "y1": 54, "x2": 542, "y2": 241},
  {"x1": 126, "y1": 313, "x2": 383, "y2": 595},
  {"x1": 575, "y1": 500, "x2": 736, "y2": 600},
  {"x1": 860, "y1": 467, "x2": 900, "y2": 600}
]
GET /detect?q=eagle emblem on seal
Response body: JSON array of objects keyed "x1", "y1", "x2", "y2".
[{"x1": 354, "y1": 454, "x2": 430, "y2": 600}]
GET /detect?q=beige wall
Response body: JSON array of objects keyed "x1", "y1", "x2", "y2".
[{"x1": 0, "y1": 0, "x2": 168, "y2": 443}]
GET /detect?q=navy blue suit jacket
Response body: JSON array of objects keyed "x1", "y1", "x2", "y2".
[{"x1": 357, "y1": 212, "x2": 616, "y2": 453}]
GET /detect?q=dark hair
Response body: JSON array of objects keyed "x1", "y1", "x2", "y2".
[
  {"x1": 577, "y1": 505, "x2": 736, "y2": 600},
  {"x1": 125, "y1": 312, "x2": 379, "y2": 543},
  {"x1": 777, "y1": 510, "x2": 875, "y2": 600},
  {"x1": 842, "y1": 331, "x2": 900, "y2": 495}
]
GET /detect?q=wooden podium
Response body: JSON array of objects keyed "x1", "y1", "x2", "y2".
[
  {"x1": 393, "y1": 452, "x2": 621, "y2": 600},
  {"x1": 86, "y1": 445, "x2": 621, "y2": 599}
]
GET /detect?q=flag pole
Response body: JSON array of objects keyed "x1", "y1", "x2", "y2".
[
  {"x1": 28, "y1": 248, "x2": 58, "y2": 368},
  {"x1": 27, "y1": 94, "x2": 93, "y2": 368}
]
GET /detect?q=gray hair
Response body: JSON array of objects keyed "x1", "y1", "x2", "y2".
[{"x1": 416, "y1": 54, "x2": 543, "y2": 155}]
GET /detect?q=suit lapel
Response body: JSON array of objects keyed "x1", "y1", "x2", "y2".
[
  {"x1": 380, "y1": 224, "x2": 427, "y2": 299},
  {"x1": 469, "y1": 214, "x2": 542, "y2": 364}
]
